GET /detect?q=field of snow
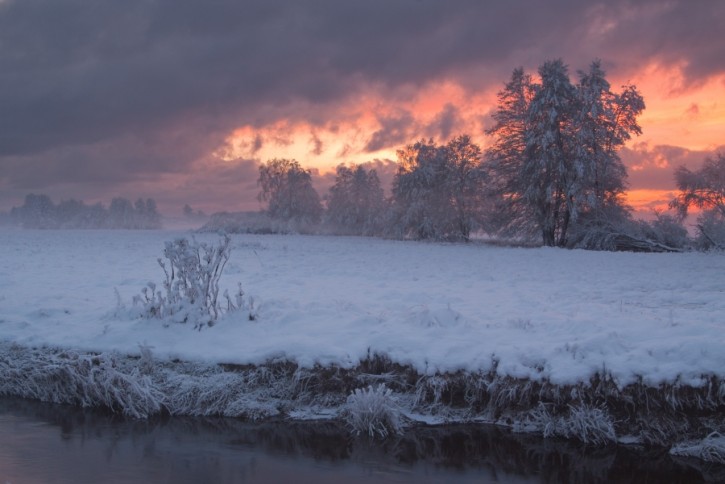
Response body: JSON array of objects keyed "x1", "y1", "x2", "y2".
[{"x1": 1, "y1": 229, "x2": 723, "y2": 388}]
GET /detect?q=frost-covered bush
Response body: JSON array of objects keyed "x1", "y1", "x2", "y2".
[
  {"x1": 670, "y1": 432, "x2": 725, "y2": 464},
  {"x1": 636, "y1": 212, "x2": 690, "y2": 249},
  {"x1": 514, "y1": 402, "x2": 616, "y2": 446},
  {"x1": 134, "y1": 234, "x2": 247, "y2": 329},
  {"x1": 343, "y1": 384, "x2": 404, "y2": 439},
  {"x1": 0, "y1": 345, "x2": 163, "y2": 418},
  {"x1": 693, "y1": 209, "x2": 725, "y2": 250}
]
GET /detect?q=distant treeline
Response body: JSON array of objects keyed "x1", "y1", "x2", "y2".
[
  {"x1": 7, "y1": 194, "x2": 162, "y2": 229},
  {"x1": 204, "y1": 60, "x2": 725, "y2": 252}
]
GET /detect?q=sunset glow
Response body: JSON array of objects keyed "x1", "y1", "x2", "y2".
[
  {"x1": 628, "y1": 63, "x2": 725, "y2": 152},
  {"x1": 0, "y1": 0, "x2": 723, "y2": 217}
]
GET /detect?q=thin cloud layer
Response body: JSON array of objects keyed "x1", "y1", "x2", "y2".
[{"x1": 1, "y1": 0, "x2": 723, "y2": 213}]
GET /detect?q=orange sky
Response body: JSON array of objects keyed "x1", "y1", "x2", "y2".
[
  {"x1": 212, "y1": 61, "x2": 724, "y2": 218},
  {"x1": 1, "y1": 1, "x2": 724, "y2": 220}
]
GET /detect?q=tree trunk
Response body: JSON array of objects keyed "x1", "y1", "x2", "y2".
[
  {"x1": 557, "y1": 206, "x2": 570, "y2": 247},
  {"x1": 542, "y1": 224, "x2": 556, "y2": 246}
]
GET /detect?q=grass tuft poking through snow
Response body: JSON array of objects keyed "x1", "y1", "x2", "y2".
[
  {"x1": 343, "y1": 384, "x2": 404, "y2": 439},
  {"x1": 2, "y1": 341, "x2": 725, "y2": 461},
  {"x1": 514, "y1": 402, "x2": 617, "y2": 446},
  {"x1": 0, "y1": 344, "x2": 163, "y2": 418},
  {"x1": 670, "y1": 432, "x2": 725, "y2": 464}
]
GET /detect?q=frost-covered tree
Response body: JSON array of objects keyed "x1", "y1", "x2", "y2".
[
  {"x1": 391, "y1": 135, "x2": 485, "y2": 241},
  {"x1": 572, "y1": 61, "x2": 644, "y2": 236},
  {"x1": 672, "y1": 153, "x2": 725, "y2": 218},
  {"x1": 484, "y1": 68, "x2": 538, "y2": 239},
  {"x1": 671, "y1": 153, "x2": 725, "y2": 249},
  {"x1": 325, "y1": 164, "x2": 386, "y2": 235},
  {"x1": 523, "y1": 59, "x2": 580, "y2": 247},
  {"x1": 55, "y1": 199, "x2": 86, "y2": 227},
  {"x1": 390, "y1": 139, "x2": 447, "y2": 240},
  {"x1": 485, "y1": 59, "x2": 644, "y2": 247},
  {"x1": 445, "y1": 135, "x2": 486, "y2": 240},
  {"x1": 109, "y1": 197, "x2": 135, "y2": 228},
  {"x1": 637, "y1": 211, "x2": 690, "y2": 249},
  {"x1": 12, "y1": 193, "x2": 55, "y2": 228},
  {"x1": 257, "y1": 158, "x2": 323, "y2": 225},
  {"x1": 133, "y1": 198, "x2": 162, "y2": 229},
  {"x1": 9, "y1": 194, "x2": 161, "y2": 229}
]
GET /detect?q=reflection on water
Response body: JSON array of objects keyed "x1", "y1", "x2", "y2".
[{"x1": 0, "y1": 397, "x2": 722, "y2": 483}]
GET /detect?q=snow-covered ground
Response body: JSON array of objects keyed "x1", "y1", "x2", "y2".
[
  {"x1": 2, "y1": 229, "x2": 725, "y2": 459},
  {"x1": 1, "y1": 229, "x2": 724, "y2": 387}
]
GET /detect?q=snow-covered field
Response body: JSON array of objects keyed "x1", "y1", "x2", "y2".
[
  {"x1": 2, "y1": 229, "x2": 723, "y2": 385},
  {"x1": 1, "y1": 229, "x2": 724, "y2": 455}
]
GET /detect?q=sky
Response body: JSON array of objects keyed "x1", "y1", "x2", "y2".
[{"x1": 1, "y1": 0, "x2": 724, "y2": 218}]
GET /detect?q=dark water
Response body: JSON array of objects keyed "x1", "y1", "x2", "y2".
[{"x1": 0, "y1": 398, "x2": 722, "y2": 484}]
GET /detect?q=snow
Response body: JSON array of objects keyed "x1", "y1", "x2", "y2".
[{"x1": 1, "y1": 229, "x2": 724, "y2": 389}]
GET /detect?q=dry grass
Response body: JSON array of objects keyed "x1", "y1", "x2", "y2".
[{"x1": 1, "y1": 342, "x2": 723, "y2": 461}]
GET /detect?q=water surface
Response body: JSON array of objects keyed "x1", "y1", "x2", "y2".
[{"x1": 0, "y1": 398, "x2": 720, "y2": 483}]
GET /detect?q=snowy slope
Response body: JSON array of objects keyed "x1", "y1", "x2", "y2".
[{"x1": 1, "y1": 229, "x2": 723, "y2": 388}]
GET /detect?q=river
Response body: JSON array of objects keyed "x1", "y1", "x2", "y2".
[{"x1": 0, "y1": 397, "x2": 720, "y2": 483}]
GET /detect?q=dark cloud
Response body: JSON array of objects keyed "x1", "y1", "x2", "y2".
[
  {"x1": 599, "y1": 1, "x2": 725, "y2": 86},
  {"x1": 3, "y1": 0, "x2": 720, "y2": 154},
  {"x1": 0, "y1": 116, "x2": 224, "y2": 188},
  {"x1": 309, "y1": 132, "x2": 323, "y2": 156},
  {"x1": 365, "y1": 110, "x2": 417, "y2": 152},
  {"x1": 622, "y1": 143, "x2": 725, "y2": 191},
  {"x1": 426, "y1": 103, "x2": 462, "y2": 141},
  {"x1": 167, "y1": 158, "x2": 261, "y2": 212},
  {"x1": 251, "y1": 134, "x2": 264, "y2": 154},
  {"x1": 1, "y1": 0, "x2": 723, "y2": 211}
]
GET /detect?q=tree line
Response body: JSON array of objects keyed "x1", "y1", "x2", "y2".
[
  {"x1": 253, "y1": 59, "x2": 724, "y2": 251},
  {"x1": 8, "y1": 194, "x2": 162, "y2": 229}
]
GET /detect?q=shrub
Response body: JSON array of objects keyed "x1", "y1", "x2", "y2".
[
  {"x1": 694, "y1": 209, "x2": 725, "y2": 250},
  {"x1": 134, "y1": 234, "x2": 247, "y2": 329},
  {"x1": 636, "y1": 211, "x2": 690, "y2": 249},
  {"x1": 514, "y1": 402, "x2": 616, "y2": 446},
  {"x1": 343, "y1": 384, "x2": 404, "y2": 439},
  {"x1": 670, "y1": 432, "x2": 725, "y2": 464}
]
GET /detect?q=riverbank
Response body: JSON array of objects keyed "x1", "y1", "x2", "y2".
[
  {"x1": 2, "y1": 341, "x2": 724, "y2": 463},
  {"x1": 0, "y1": 230, "x2": 723, "y2": 461}
]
